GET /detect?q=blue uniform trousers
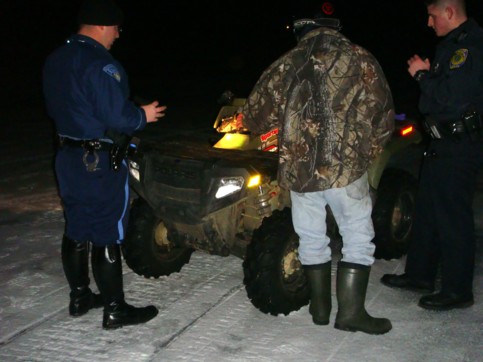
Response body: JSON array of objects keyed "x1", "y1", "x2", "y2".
[
  {"x1": 405, "y1": 135, "x2": 483, "y2": 296},
  {"x1": 55, "y1": 146, "x2": 130, "y2": 246}
]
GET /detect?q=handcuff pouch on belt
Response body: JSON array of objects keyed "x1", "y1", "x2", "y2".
[{"x1": 82, "y1": 140, "x2": 102, "y2": 172}]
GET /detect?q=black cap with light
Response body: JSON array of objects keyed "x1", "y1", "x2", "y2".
[
  {"x1": 77, "y1": 0, "x2": 124, "y2": 26},
  {"x1": 292, "y1": 1, "x2": 343, "y2": 40}
]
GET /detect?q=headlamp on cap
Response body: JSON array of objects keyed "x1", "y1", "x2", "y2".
[{"x1": 292, "y1": 1, "x2": 342, "y2": 41}]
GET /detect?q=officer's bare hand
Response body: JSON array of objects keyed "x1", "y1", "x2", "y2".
[
  {"x1": 142, "y1": 101, "x2": 167, "y2": 123},
  {"x1": 407, "y1": 54, "x2": 430, "y2": 77}
]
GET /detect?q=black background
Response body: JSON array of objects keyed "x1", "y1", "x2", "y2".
[{"x1": 1, "y1": 0, "x2": 482, "y2": 122}]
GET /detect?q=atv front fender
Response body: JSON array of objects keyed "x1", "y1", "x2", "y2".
[{"x1": 368, "y1": 129, "x2": 422, "y2": 190}]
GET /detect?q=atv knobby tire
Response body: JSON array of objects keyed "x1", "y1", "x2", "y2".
[
  {"x1": 243, "y1": 208, "x2": 309, "y2": 316},
  {"x1": 123, "y1": 198, "x2": 194, "y2": 278},
  {"x1": 372, "y1": 169, "x2": 418, "y2": 260}
]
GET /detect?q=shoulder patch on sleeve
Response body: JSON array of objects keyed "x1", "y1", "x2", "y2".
[
  {"x1": 449, "y1": 49, "x2": 468, "y2": 69},
  {"x1": 102, "y1": 64, "x2": 121, "y2": 82}
]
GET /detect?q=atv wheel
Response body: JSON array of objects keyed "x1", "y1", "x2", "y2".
[
  {"x1": 372, "y1": 169, "x2": 418, "y2": 260},
  {"x1": 243, "y1": 208, "x2": 309, "y2": 316},
  {"x1": 123, "y1": 198, "x2": 194, "y2": 278}
]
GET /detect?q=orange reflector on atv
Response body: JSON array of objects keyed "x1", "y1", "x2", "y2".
[{"x1": 400, "y1": 126, "x2": 414, "y2": 136}]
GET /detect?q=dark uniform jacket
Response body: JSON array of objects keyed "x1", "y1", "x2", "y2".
[
  {"x1": 404, "y1": 19, "x2": 483, "y2": 297},
  {"x1": 241, "y1": 27, "x2": 394, "y2": 193},
  {"x1": 418, "y1": 18, "x2": 483, "y2": 121},
  {"x1": 42, "y1": 34, "x2": 146, "y2": 245},
  {"x1": 43, "y1": 34, "x2": 146, "y2": 140}
]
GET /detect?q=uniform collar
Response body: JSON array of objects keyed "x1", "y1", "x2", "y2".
[
  {"x1": 444, "y1": 18, "x2": 477, "y2": 44},
  {"x1": 300, "y1": 26, "x2": 342, "y2": 43},
  {"x1": 67, "y1": 34, "x2": 108, "y2": 52}
]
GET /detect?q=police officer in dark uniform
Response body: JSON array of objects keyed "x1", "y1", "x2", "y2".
[
  {"x1": 381, "y1": 0, "x2": 483, "y2": 310},
  {"x1": 43, "y1": 0, "x2": 166, "y2": 329}
]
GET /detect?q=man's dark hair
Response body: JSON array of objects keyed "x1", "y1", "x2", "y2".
[{"x1": 424, "y1": 0, "x2": 466, "y2": 9}]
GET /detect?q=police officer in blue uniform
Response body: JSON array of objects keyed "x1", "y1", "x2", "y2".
[
  {"x1": 43, "y1": 0, "x2": 166, "y2": 329},
  {"x1": 381, "y1": 0, "x2": 483, "y2": 310}
]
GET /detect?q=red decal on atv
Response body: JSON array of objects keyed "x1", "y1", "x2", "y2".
[
  {"x1": 262, "y1": 145, "x2": 278, "y2": 152},
  {"x1": 260, "y1": 129, "x2": 279, "y2": 142}
]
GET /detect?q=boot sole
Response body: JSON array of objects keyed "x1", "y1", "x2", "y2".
[
  {"x1": 103, "y1": 318, "x2": 155, "y2": 330},
  {"x1": 103, "y1": 323, "x2": 124, "y2": 330},
  {"x1": 380, "y1": 280, "x2": 434, "y2": 293},
  {"x1": 334, "y1": 323, "x2": 391, "y2": 335},
  {"x1": 103, "y1": 317, "x2": 157, "y2": 330},
  {"x1": 418, "y1": 300, "x2": 474, "y2": 311},
  {"x1": 102, "y1": 309, "x2": 159, "y2": 330},
  {"x1": 313, "y1": 318, "x2": 329, "y2": 326}
]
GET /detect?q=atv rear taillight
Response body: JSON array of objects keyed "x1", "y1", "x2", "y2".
[{"x1": 400, "y1": 126, "x2": 414, "y2": 136}]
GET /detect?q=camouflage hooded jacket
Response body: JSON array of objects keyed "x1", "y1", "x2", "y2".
[{"x1": 241, "y1": 27, "x2": 395, "y2": 192}]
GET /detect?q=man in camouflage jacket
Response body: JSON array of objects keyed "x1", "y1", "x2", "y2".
[
  {"x1": 241, "y1": 26, "x2": 394, "y2": 192},
  {"x1": 238, "y1": 3, "x2": 394, "y2": 335}
]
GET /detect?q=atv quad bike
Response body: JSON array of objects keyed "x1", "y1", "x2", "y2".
[{"x1": 124, "y1": 95, "x2": 423, "y2": 316}]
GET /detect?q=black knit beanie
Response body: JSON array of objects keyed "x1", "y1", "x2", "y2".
[{"x1": 77, "y1": 0, "x2": 124, "y2": 26}]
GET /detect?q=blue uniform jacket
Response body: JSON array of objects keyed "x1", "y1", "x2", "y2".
[
  {"x1": 43, "y1": 34, "x2": 146, "y2": 140},
  {"x1": 418, "y1": 18, "x2": 483, "y2": 121}
]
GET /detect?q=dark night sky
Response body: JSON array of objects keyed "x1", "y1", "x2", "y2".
[{"x1": 1, "y1": 0, "x2": 482, "y2": 118}]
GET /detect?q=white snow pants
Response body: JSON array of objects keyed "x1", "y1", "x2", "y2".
[{"x1": 290, "y1": 172, "x2": 375, "y2": 266}]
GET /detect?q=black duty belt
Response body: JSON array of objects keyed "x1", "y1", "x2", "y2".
[
  {"x1": 59, "y1": 137, "x2": 113, "y2": 152},
  {"x1": 424, "y1": 112, "x2": 482, "y2": 141},
  {"x1": 437, "y1": 120, "x2": 466, "y2": 135}
]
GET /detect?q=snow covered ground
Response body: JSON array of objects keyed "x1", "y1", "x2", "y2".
[{"x1": 0, "y1": 109, "x2": 482, "y2": 362}]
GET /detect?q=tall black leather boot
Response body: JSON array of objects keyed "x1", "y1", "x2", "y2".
[
  {"x1": 304, "y1": 261, "x2": 332, "y2": 325},
  {"x1": 61, "y1": 235, "x2": 102, "y2": 317},
  {"x1": 335, "y1": 261, "x2": 392, "y2": 335},
  {"x1": 91, "y1": 244, "x2": 158, "y2": 329}
]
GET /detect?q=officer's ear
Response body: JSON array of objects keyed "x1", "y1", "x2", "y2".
[{"x1": 444, "y1": 6, "x2": 454, "y2": 21}]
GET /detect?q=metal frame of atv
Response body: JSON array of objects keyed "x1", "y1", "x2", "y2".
[{"x1": 123, "y1": 97, "x2": 424, "y2": 316}]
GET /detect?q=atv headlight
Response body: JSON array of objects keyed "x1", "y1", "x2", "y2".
[
  {"x1": 129, "y1": 160, "x2": 140, "y2": 182},
  {"x1": 215, "y1": 176, "x2": 245, "y2": 199},
  {"x1": 247, "y1": 174, "x2": 261, "y2": 188}
]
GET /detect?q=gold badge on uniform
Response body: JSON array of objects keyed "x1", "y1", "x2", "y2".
[{"x1": 449, "y1": 49, "x2": 468, "y2": 69}]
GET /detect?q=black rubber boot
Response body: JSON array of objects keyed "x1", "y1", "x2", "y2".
[
  {"x1": 335, "y1": 261, "x2": 392, "y2": 335},
  {"x1": 380, "y1": 273, "x2": 434, "y2": 293},
  {"x1": 61, "y1": 235, "x2": 102, "y2": 317},
  {"x1": 304, "y1": 261, "x2": 332, "y2": 325},
  {"x1": 91, "y1": 244, "x2": 158, "y2": 330}
]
